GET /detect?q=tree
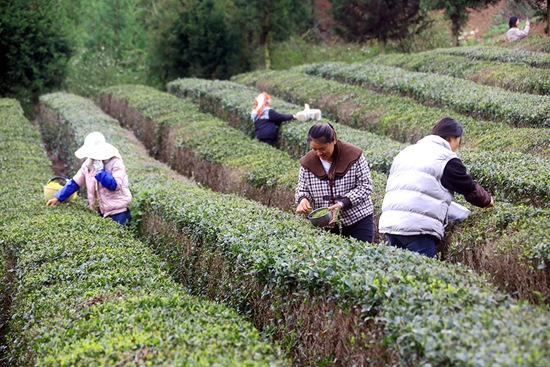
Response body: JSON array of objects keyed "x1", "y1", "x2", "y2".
[
  {"x1": 72, "y1": 0, "x2": 148, "y2": 60},
  {"x1": 0, "y1": 0, "x2": 74, "y2": 111},
  {"x1": 420, "y1": 0, "x2": 501, "y2": 46},
  {"x1": 59, "y1": 0, "x2": 153, "y2": 97},
  {"x1": 328, "y1": 0, "x2": 428, "y2": 53},
  {"x1": 147, "y1": 0, "x2": 251, "y2": 83},
  {"x1": 522, "y1": 0, "x2": 548, "y2": 34},
  {"x1": 232, "y1": 0, "x2": 312, "y2": 69}
]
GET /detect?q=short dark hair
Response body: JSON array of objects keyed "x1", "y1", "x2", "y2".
[
  {"x1": 307, "y1": 122, "x2": 337, "y2": 144},
  {"x1": 431, "y1": 117, "x2": 463, "y2": 140},
  {"x1": 509, "y1": 16, "x2": 519, "y2": 28}
]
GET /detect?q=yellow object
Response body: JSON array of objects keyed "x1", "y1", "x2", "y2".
[{"x1": 43, "y1": 179, "x2": 77, "y2": 203}]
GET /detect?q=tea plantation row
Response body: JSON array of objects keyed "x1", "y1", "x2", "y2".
[
  {"x1": 35, "y1": 91, "x2": 550, "y2": 365},
  {"x1": 370, "y1": 48, "x2": 550, "y2": 96},
  {"x1": 232, "y1": 67, "x2": 550, "y2": 156},
  {"x1": 302, "y1": 61, "x2": 550, "y2": 127},
  {"x1": 160, "y1": 76, "x2": 550, "y2": 303},
  {"x1": 0, "y1": 98, "x2": 288, "y2": 366},
  {"x1": 438, "y1": 46, "x2": 550, "y2": 68}
]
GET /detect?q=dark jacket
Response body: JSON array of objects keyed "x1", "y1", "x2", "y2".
[
  {"x1": 251, "y1": 107, "x2": 294, "y2": 142},
  {"x1": 441, "y1": 158, "x2": 492, "y2": 208}
]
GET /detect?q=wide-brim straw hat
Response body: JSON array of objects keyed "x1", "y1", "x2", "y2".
[{"x1": 74, "y1": 132, "x2": 121, "y2": 160}]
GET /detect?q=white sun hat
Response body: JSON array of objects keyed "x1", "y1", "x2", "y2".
[{"x1": 74, "y1": 132, "x2": 121, "y2": 160}]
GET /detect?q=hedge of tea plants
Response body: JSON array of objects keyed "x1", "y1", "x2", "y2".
[
  {"x1": 167, "y1": 77, "x2": 550, "y2": 303},
  {"x1": 97, "y1": 84, "x2": 301, "y2": 210},
  {"x1": 437, "y1": 46, "x2": 550, "y2": 68},
  {"x1": 303, "y1": 61, "x2": 550, "y2": 127},
  {"x1": 505, "y1": 35, "x2": 550, "y2": 54},
  {"x1": 231, "y1": 68, "x2": 550, "y2": 156},
  {"x1": 371, "y1": 50, "x2": 550, "y2": 96},
  {"x1": 229, "y1": 69, "x2": 550, "y2": 206},
  {"x1": 0, "y1": 98, "x2": 288, "y2": 366},
  {"x1": 36, "y1": 92, "x2": 550, "y2": 366},
  {"x1": 165, "y1": 79, "x2": 407, "y2": 171},
  {"x1": 167, "y1": 78, "x2": 550, "y2": 208}
]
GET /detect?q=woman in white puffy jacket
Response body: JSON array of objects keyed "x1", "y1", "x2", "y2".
[{"x1": 46, "y1": 132, "x2": 132, "y2": 225}]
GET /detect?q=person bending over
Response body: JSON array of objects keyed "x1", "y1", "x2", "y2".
[
  {"x1": 379, "y1": 117, "x2": 494, "y2": 258},
  {"x1": 46, "y1": 132, "x2": 132, "y2": 225}
]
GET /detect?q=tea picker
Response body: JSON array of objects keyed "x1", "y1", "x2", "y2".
[
  {"x1": 296, "y1": 123, "x2": 375, "y2": 243},
  {"x1": 45, "y1": 132, "x2": 133, "y2": 226}
]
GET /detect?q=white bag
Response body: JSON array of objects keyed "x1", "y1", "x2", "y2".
[
  {"x1": 296, "y1": 104, "x2": 322, "y2": 122},
  {"x1": 448, "y1": 202, "x2": 471, "y2": 221}
]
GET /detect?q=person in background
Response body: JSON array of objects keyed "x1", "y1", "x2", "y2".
[
  {"x1": 46, "y1": 132, "x2": 132, "y2": 226},
  {"x1": 506, "y1": 16, "x2": 530, "y2": 42},
  {"x1": 296, "y1": 122, "x2": 374, "y2": 243},
  {"x1": 251, "y1": 91, "x2": 296, "y2": 146},
  {"x1": 379, "y1": 117, "x2": 494, "y2": 258}
]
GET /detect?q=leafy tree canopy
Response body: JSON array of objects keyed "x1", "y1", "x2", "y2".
[
  {"x1": 0, "y1": 0, "x2": 74, "y2": 108},
  {"x1": 328, "y1": 0, "x2": 429, "y2": 52},
  {"x1": 231, "y1": 0, "x2": 312, "y2": 69},
  {"x1": 147, "y1": 0, "x2": 251, "y2": 82},
  {"x1": 420, "y1": 0, "x2": 501, "y2": 45}
]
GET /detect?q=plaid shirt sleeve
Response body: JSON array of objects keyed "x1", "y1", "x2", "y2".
[
  {"x1": 295, "y1": 166, "x2": 314, "y2": 205},
  {"x1": 344, "y1": 155, "x2": 373, "y2": 207}
]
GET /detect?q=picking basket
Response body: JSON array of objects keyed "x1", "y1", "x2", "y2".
[
  {"x1": 307, "y1": 207, "x2": 333, "y2": 227},
  {"x1": 43, "y1": 176, "x2": 77, "y2": 203}
]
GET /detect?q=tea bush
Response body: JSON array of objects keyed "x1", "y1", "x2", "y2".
[
  {"x1": 36, "y1": 92, "x2": 550, "y2": 366},
  {"x1": 232, "y1": 68, "x2": 550, "y2": 156},
  {"x1": 98, "y1": 85, "x2": 299, "y2": 205},
  {"x1": 166, "y1": 78, "x2": 550, "y2": 302},
  {"x1": 439, "y1": 46, "x2": 550, "y2": 68},
  {"x1": 167, "y1": 78, "x2": 413, "y2": 172},
  {"x1": 0, "y1": 98, "x2": 288, "y2": 366},
  {"x1": 167, "y1": 78, "x2": 550, "y2": 208},
  {"x1": 304, "y1": 61, "x2": 550, "y2": 127},
  {"x1": 371, "y1": 50, "x2": 550, "y2": 95}
]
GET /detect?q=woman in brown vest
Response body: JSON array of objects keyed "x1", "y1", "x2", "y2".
[{"x1": 295, "y1": 123, "x2": 374, "y2": 242}]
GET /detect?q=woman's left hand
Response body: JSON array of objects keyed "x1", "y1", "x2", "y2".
[
  {"x1": 328, "y1": 204, "x2": 342, "y2": 224},
  {"x1": 327, "y1": 204, "x2": 342, "y2": 225}
]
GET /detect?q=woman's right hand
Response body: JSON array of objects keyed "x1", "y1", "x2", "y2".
[
  {"x1": 526, "y1": 19, "x2": 530, "y2": 26},
  {"x1": 46, "y1": 197, "x2": 59, "y2": 207},
  {"x1": 296, "y1": 198, "x2": 312, "y2": 213}
]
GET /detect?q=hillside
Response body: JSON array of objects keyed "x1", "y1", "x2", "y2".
[{"x1": 464, "y1": 0, "x2": 547, "y2": 43}]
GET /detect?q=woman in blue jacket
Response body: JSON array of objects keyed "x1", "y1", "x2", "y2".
[{"x1": 251, "y1": 92, "x2": 296, "y2": 146}]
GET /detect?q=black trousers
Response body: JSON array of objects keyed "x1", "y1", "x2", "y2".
[{"x1": 329, "y1": 214, "x2": 374, "y2": 243}]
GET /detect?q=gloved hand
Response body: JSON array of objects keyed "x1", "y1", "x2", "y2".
[{"x1": 93, "y1": 159, "x2": 104, "y2": 172}]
